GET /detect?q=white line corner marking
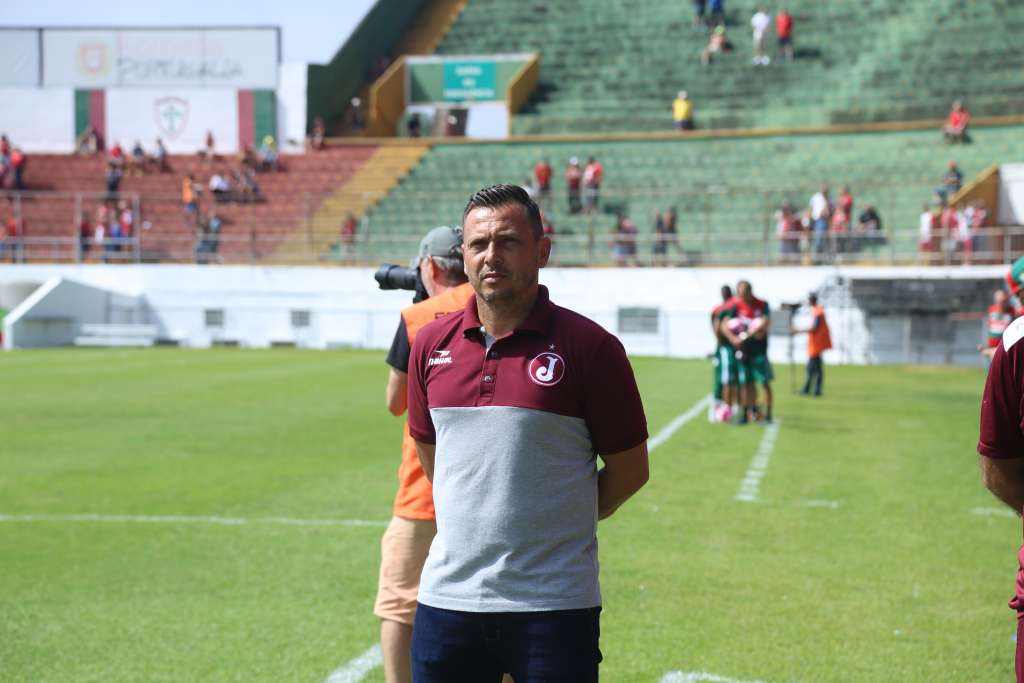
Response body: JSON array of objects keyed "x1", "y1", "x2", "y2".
[
  {"x1": 735, "y1": 420, "x2": 781, "y2": 503},
  {"x1": 324, "y1": 643, "x2": 382, "y2": 683},
  {"x1": 649, "y1": 395, "x2": 712, "y2": 452}
]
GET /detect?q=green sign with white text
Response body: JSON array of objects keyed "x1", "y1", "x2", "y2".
[{"x1": 442, "y1": 61, "x2": 497, "y2": 102}]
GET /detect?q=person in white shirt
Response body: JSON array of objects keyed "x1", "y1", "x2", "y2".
[
  {"x1": 919, "y1": 205, "x2": 934, "y2": 264},
  {"x1": 751, "y1": 7, "x2": 772, "y2": 65}
]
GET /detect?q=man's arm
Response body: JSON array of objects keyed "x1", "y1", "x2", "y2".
[
  {"x1": 385, "y1": 368, "x2": 407, "y2": 416},
  {"x1": 598, "y1": 442, "x2": 649, "y2": 520},
  {"x1": 979, "y1": 454, "x2": 1024, "y2": 515},
  {"x1": 414, "y1": 440, "x2": 436, "y2": 483}
]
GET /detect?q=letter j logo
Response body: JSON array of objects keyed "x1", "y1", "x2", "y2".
[{"x1": 528, "y1": 352, "x2": 565, "y2": 386}]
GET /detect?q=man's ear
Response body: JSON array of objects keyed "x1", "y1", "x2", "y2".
[{"x1": 538, "y1": 236, "x2": 552, "y2": 269}]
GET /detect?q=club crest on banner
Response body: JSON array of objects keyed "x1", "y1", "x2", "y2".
[
  {"x1": 77, "y1": 44, "x2": 110, "y2": 77},
  {"x1": 155, "y1": 97, "x2": 190, "y2": 140}
]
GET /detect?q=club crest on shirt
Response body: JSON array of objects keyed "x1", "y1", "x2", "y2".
[
  {"x1": 528, "y1": 352, "x2": 565, "y2": 386},
  {"x1": 428, "y1": 349, "x2": 454, "y2": 367}
]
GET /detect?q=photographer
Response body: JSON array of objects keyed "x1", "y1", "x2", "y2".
[{"x1": 375, "y1": 225, "x2": 473, "y2": 683}]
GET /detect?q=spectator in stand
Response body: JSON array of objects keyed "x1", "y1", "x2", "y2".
[
  {"x1": 611, "y1": 212, "x2": 638, "y2": 266},
  {"x1": 939, "y1": 203, "x2": 959, "y2": 262},
  {"x1": 583, "y1": 156, "x2": 603, "y2": 214},
  {"x1": 1, "y1": 211, "x2": 17, "y2": 262},
  {"x1": 751, "y1": 6, "x2": 772, "y2": 65},
  {"x1": 701, "y1": 25, "x2": 730, "y2": 65},
  {"x1": 105, "y1": 161, "x2": 123, "y2": 200},
  {"x1": 10, "y1": 148, "x2": 25, "y2": 191},
  {"x1": 829, "y1": 200, "x2": 850, "y2": 257},
  {"x1": 838, "y1": 186, "x2": 853, "y2": 219},
  {"x1": 258, "y1": 136, "x2": 279, "y2": 172},
  {"x1": 533, "y1": 158, "x2": 552, "y2": 206},
  {"x1": 0, "y1": 135, "x2": 9, "y2": 158},
  {"x1": 955, "y1": 203, "x2": 974, "y2": 264},
  {"x1": 93, "y1": 217, "x2": 106, "y2": 261},
  {"x1": 407, "y1": 113, "x2": 422, "y2": 138},
  {"x1": 776, "y1": 8, "x2": 794, "y2": 62},
  {"x1": 673, "y1": 90, "x2": 694, "y2": 130},
  {"x1": 944, "y1": 100, "x2": 971, "y2": 144},
  {"x1": 693, "y1": 0, "x2": 707, "y2": 29},
  {"x1": 968, "y1": 200, "x2": 989, "y2": 258},
  {"x1": 941, "y1": 160, "x2": 963, "y2": 201},
  {"x1": 566, "y1": 157, "x2": 583, "y2": 214},
  {"x1": 653, "y1": 207, "x2": 680, "y2": 264},
  {"x1": 182, "y1": 174, "x2": 199, "y2": 223},
  {"x1": 240, "y1": 145, "x2": 258, "y2": 173},
  {"x1": 310, "y1": 116, "x2": 326, "y2": 151},
  {"x1": 201, "y1": 130, "x2": 216, "y2": 162},
  {"x1": 708, "y1": 0, "x2": 725, "y2": 26},
  {"x1": 109, "y1": 206, "x2": 123, "y2": 257},
  {"x1": 78, "y1": 213, "x2": 92, "y2": 261},
  {"x1": 340, "y1": 212, "x2": 357, "y2": 258},
  {"x1": 76, "y1": 126, "x2": 102, "y2": 156},
  {"x1": 775, "y1": 201, "x2": 800, "y2": 262},
  {"x1": 128, "y1": 140, "x2": 146, "y2": 176},
  {"x1": 152, "y1": 137, "x2": 169, "y2": 172},
  {"x1": 857, "y1": 204, "x2": 884, "y2": 248},
  {"x1": 108, "y1": 141, "x2": 125, "y2": 170},
  {"x1": 918, "y1": 204, "x2": 934, "y2": 263},
  {"x1": 206, "y1": 213, "x2": 222, "y2": 261},
  {"x1": 209, "y1": 170, "x2": 231, "y2": 203},
  {"x1": 809, "y1": 184, "x2": 831, "y2": 260},
  {"x1": 350, "y1": 97, "x2": 365, "y2": 132}
]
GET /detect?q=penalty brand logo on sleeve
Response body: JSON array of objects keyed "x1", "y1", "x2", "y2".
[{"x1": 428, "y1": 349, "x2": 454, "y2": 367}]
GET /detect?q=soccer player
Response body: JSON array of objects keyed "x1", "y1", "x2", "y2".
[
  {"x1": 791, "y1": 292, "x2": 831, "y2": 396},
  {"x1": 710, "y1": 284, "x2": 737, "y2": 421},
  {"x1": 723, "y1": 280, "x2": 773, "y2": 422},
  {"x1": 982, "y1": 289, "x2": 1016, "y2": 359},
  {"x1": 379, "y1": 226, "x2": 474, "y2": 683},
  {"x1": 407, "y1": 184, "x2": 649, "y2": 681},
  {"x1": 978, "y1": 315, "x2": 1024, "y2": 683}
]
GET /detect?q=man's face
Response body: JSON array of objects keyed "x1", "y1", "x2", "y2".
[
  {"x1": 738, "y1": 282, "x2": 753, "y2": 303},
  {"x1": 462, "y1": 203, "x2": 550, "y2": 304},
  {"x1": 996, "y1": 290, "x2": 1009, "y2": 307}
]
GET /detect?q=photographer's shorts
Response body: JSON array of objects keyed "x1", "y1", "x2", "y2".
[{"x1": 374, "y1": 516, "x2": 437, "y2": 625}]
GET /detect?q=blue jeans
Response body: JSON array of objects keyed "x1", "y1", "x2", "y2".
[{"x1": 411, "y1": 603, "x2": 602, "y2": 682}]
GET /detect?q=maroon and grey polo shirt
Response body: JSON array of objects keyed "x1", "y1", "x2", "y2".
[
  {"x1": 407, "y1": 285, "x2": 648, "y2": 613},
  {"x1": 979, "y1": 317, "x2": 1024, "y2": 618}
]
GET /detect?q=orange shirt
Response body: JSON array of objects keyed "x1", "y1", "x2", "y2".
[
  {"x1": 182, "y1": 179, "x2": 194, "y2": 204},
  {"x1": 393, "y1": 282, "x2": 475, "y2": 519},
  {"x1": 808, "y1": 305, "x2": 832, "y2": 357}
]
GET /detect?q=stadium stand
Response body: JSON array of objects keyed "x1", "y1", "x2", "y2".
[
  {"x1": 362, "y1": 123, "x2": 1024, "y2": 264},
  {"x1": 433, "y1": 0, "x2": 1024, "y2": 135},
  {"x1": 13, "y1": 146, "x2": 377, "y2": 262}
]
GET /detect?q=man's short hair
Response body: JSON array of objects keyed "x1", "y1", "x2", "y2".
[{"x1": 462, "y1": 184, "x2": 543, "y2": 240}]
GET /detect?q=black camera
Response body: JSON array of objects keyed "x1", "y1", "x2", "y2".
[{"x1": 374, "y1": 263, "x2": 428, "y2": 303}]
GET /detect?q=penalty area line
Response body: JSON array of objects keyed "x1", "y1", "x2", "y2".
[
  {"x1": 648, "y1": 395, "x2": 712, "y2": 453},
  {"x1": 659, "y1": 671, "x2": 776, "y2": 683},
  {"x1": 0, "y1": 513, "x2": 388, "y2": 528},
  {"x1": 734, "y1": 419, "x2": 781, "y2": 503},
  {"x1": 970, "y1": 507, "x2": 1018, "y2": 518},
  {"x1": 324, "y1": 643, "x2": 382, "y2": 683}
]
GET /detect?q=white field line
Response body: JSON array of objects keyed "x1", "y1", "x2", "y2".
[
  {"x1": 798, "y1": 499, "x2": 841, "y2": 509},
  {"x1": 970, "y1": 506, "x2": 1019, "y2": 518},
  {"x1": 735, "y1": 420, "x2": 781, "y2": 503},
  {"x1": 648, "y1": 395, "x2": 712, "y2": 452},
  {"x1": 323, "y1": 643, "x2": 382, "y2": 683},
  {"x1": 0, "y1": 513, "x2": 387, "y2": 528},
  {"x1": 659, "y1": 672, "x2": 776, "y2": 683}
]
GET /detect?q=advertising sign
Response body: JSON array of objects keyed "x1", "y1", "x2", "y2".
[{"x1": 442, "y1": 60, "x2": 496, "y2": 102}]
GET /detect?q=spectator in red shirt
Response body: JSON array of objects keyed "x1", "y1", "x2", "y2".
[
  {"x1": 0, "y1": 134, "x2": 10, "y2": 157},
  {"x1": 565, "y1": 157, "x2": 582, "y2": 214},
  {"x1": 583, "y1": 157, "x2": 604, "y2": 214},
  {"x1": 944, "y1": 100, "x2": 971, "y2": 144},
  {"x1": 109, "y1": 141, "x2": 124, "y2": 169},
  {"x1": 10, "y1": 148, "x2": 26, "y2": 191},
  {"x1": 2, "y1": 213, "x2": 19, "y2": 263},
  {"x1": 533, "y1": 159, "x2": 552, "y2": 206},
  {"x1": 776, "y1": 8, "x2": 794, "y2": 62},
  {"x1": 340, "y1": 212, "x2": 357, "y2": 258}
]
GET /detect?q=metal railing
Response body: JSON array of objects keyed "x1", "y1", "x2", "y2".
[{"x1": 0, "y1": 188, "x2": 1017, "y2": 267}]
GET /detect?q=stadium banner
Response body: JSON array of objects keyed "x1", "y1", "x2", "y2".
[
  {"x1": 0, "y1": 87, "x2": 76, "y2": 152},
  {"x1": 0, "y1": 29, "x2": 41, "y2": 87},
  {"x1": 105, "y1": 89, "x2": 240, "y2": 154},
  {"x1": 406, "y1": 54, "x2": 532, "y2": 104},
  {"x1": 42, "y1": 28, "x2": 279, "y2": 89}
]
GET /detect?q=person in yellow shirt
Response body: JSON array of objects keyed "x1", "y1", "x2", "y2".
[{"x1": 673, "y1": 90, "x2": 694, "y2": 130}]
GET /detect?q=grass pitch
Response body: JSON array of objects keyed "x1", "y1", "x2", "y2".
[{"x1": 0, "y1": 349, "x2": 1015, "y2": 682}]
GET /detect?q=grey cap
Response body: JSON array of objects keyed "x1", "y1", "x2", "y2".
[{"x1": 418, "y1": 225, "x2": 463, "y2": 260}]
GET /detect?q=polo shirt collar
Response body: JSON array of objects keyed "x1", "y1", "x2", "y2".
[{"x1": 460, "y1": 285, "x2": 554, "y2": 337}]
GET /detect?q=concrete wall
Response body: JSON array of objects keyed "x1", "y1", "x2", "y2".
[{"x1": 0, "y1": 263, "x2": 1006, "y2": 366}]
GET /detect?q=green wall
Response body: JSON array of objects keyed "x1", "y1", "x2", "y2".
[
  {"x1": 306, "y1": 0, "x2": 427, "y2": 134},
  {"x1": 253, "y1": 90, "x2": 276, "y2": 144}
]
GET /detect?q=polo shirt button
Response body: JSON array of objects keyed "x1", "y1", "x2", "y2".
[
  {"x1": 483, "y1": 375, "x2": 494, "y2": 383},
  {"x1": 489, "y1": 351, "x2": 498, "y2": 359}
]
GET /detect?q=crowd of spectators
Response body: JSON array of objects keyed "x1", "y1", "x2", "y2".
[
  {"x1": 917, "y1": 158, "x2": 989, "y2": 265},
  {"x1": 773, "y1": 183, "x2": 886, "y2": 264},
  {"x1": 696, "y1": 4, "x2": 794, "y2": 66}
]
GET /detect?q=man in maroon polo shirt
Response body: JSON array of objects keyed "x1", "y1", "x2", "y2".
[
  {"x1": 407, "y1": 184, "x2": 649, "y2": 682},
  {"x1": 979, "y1": 315, "x2": 1024, "y2": 682}
]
